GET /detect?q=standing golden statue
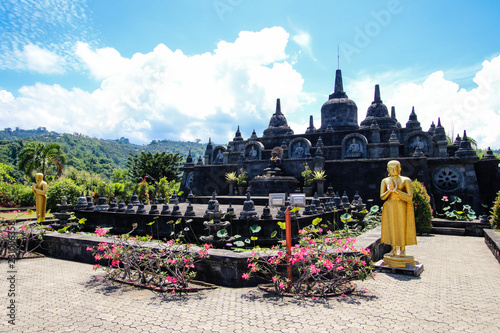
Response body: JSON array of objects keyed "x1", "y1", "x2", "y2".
[
  {"x1": 380, "y1": 160, "x2": 417, "y2": 268},
  {"x1": 32, "y1": 173, "x2": 48, "y2": 222}
]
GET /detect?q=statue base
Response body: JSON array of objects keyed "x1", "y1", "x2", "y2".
[
  {"x1": 374, "y1": 257, "x2": 424, "y2": 277},
  {"x1": 383, "y1": 254, "x2": 416, "y2": 268}
]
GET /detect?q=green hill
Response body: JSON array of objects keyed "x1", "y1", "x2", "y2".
[{"x1": 0, "y1": 128, "x2": 208, "y2": 179}]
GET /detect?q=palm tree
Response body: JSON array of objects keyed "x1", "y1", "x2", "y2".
[{"x1": 18, "y1": 142, "x2": 67, "y2": 178}]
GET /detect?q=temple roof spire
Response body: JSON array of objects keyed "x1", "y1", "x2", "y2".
[
  {"x1": 330, "y1": 69, "x2": 347, "y2": 99},
  {"x1": 374, "y1": 84, "x2": 382, "y2": 103}
]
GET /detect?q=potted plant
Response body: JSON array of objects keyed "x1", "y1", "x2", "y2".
[
  {"x1": 313, "y1": 170, "x2": 327, "y2": 197},
  {"x1": 302, "y1": 164, "x2": 314, "y2": 197},
  {"x1": 236, "y1": 169, "x2": 248, "y2": 195},
  {"x1": 225, "y1": 171, "x2": 238, "y2": 196}
]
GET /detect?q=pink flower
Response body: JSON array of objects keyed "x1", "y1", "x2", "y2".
[
  {"x1": 312, "y1": 296, "x2": 317, "y2": 300},
  {"x1": 341, "y1": 293, "x2": 346, "y2": 297},
  {"x1": 130, "y1": 237, "x2": 135, "y2": 241},
  {"x1": 272, "y1": 277, "x2": 277, "y2": 283},
  {"x1": 111, "y1": 259, "x2": 120, "y2": 267},
  {"x1": 171, "y1": 289, "x2": 175, "y2": 294},
  {"x1": 242, "y1": 273, "x2": 249, "y2": 280},
  {"x1": 94, "y1": 228, "x2": 109, "y2": 237},
  {"x1": 166, "y1": 276, "x2": 177, "y2": 283},
  {"x1": 86, "y1": 247, "x2": 93, "y2": 251},
  {"x1": 279, "y1": 282, "x2": 285, "y2": 289},
  {"x1": 92, "y1": 264, "x2": 101, "y2": 270}
]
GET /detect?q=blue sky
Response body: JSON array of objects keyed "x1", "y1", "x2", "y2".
[{"x1": 1, "y1": 0, "x2": 500, "y2": 148}]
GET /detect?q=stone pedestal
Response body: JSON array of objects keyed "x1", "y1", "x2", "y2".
[{"x1": 375, "y1": 259, "x2": 424, "y2": 277}]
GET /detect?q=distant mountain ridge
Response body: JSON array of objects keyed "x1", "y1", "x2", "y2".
[{"x1": 0, "y1": 127, "x2": 209, "y2": 179}]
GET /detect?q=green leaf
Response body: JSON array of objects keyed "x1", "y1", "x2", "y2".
[
  {"x1": 370, "y1": 205, "x2": 380, "y2": 214},
  {"x1": 147, "y1": 221, "x2": 155, "y2": 225},
  {"x1": 244, "y1": 238, "x2": 251, "y2": 244},
  {"x1": 277, "y1": 221, "x2": 286, "y2": 230},
  {"x1": 184, "y1": 227, "x2": 190, "y2": 231},
  {"x1": 175, "y1": 219, "x2": 182, "y2": 224},
  {"x1": 312, "y1": 217, "x2": 322, "y2": 225},
  {"x1": 270, "y1": 230, "x2": 277, "y2": 238},
  {"x1": 234, "y1": 241, "x2": 245, "y2": 247},
  {"x1": 78, "y1": 218, "x2": 87, "y2": 225},
  {"x1": 233, "y1": 234, "x2": 241, "y2": 239},
  {"x1": 340, "y1": 213, "x2": 352, "y2": 223},
  {"x1": 291, "y1": 207, "x2": 300, "y2": 213},
  {"x1": 249, "y1": 225, "x2": 261, "y2": 233},
  {"x1": 217, "y1": 229, "x2": 228, "y2": 237},
  {"x1": 250, "y1": 236, "x2": 258, "y2": 241}
]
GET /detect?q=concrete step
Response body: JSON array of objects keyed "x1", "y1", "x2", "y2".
[{"x1": 431, "y1": 227, "x2": 466, "y2": 236}]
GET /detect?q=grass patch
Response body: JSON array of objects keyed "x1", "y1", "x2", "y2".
[{"x1": 0, "y1": 210, "x2": 53, "y2": 221}]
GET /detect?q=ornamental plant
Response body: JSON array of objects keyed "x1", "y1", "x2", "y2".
[
  {"x1": 490, "y1": 190, "x2": 500, "y2": 229},
  {"x1": 88, "y1": 225, "x2": 211, "y2": 292},
  {"x1": 225, "y1": 171, "x2": 238, "y2": 183},
  {"x1": 0, "y1": 210, "x2": 46, "y2": 258},
  {"x1": 439, "y1": 195, "x2": 476, "y2": 221},
  {"x1": 236, "y1": 169, "x2": 248, "y2": 187},
  {"x1": 242, "y1": 225, "x2": 374, "y2": 298},
  {"x1": 301, "y1": 164, "x2": 314, "y2": 186},
  {"x1": 412, "y1": 180, "x2": 433, "y2": 234}
]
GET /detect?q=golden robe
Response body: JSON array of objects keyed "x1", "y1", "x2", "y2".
[
  {"x1": 33, "y1": 181, "x2": 47, "y2": 222},
  {"x1": 380, "y1": 176, "x2": 417, "y2": 247}
]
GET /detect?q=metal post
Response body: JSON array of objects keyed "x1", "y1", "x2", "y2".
[{"x1": 285, "y1": 206, "x2": 292, "y2": 284}]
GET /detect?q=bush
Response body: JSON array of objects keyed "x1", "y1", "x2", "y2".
[
  {"x1": 158, "y1": 177, "x2": 180, "y2": 199},
  {"x1": 0, "y1": 182, "x2": 35, "y2": 207},
  {"x1": 242, "y1": 226, "x2": 374, "y2": 298},
  {"x1": 88, "y1": 227, "x2": 211, "y2": 291},
  {"x1": 46, "y1": 178, "x2": 83, "y2": 211},
  {"x1": 491, "y1": 190, "x2": 500, "y2": 229},
  {"x1": 412, "y1": 180, "x2": 433, "y2": 234}
]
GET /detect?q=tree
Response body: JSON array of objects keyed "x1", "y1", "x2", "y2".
[
  {"x1": 18, "y1": 141, "x2": 67, "y2": 178},
  {"x1": 126, "y1": 152, "x2": 183, "y2": 183}
]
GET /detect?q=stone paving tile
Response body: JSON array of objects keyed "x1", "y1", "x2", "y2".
[{"x1": 1, "y1": 234, "x2": 500, "y2": 332}]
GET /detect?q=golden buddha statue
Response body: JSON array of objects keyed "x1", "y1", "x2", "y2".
[
  {"x1": 32, "y1": 173, "x2": 48, "y2": 222},
  {"x1": 380, "y1": 160, "x2": 417, "y2": 267}
]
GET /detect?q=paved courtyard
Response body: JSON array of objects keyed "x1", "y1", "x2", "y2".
[{"x1": 1, "y1": 234, "x2": 500, "y2": 332}]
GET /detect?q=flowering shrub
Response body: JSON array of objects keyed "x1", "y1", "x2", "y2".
[
  {"x1": 412, "y1": 180, "x2": 433, "y2": 234},
  {"x1": 0, "y1": 210, "x2": 45, "y2": 258},
  {"x1": 88, "y1": 226, "x2": 211, "y2": 291},
  {"x1": 490, "y1": 190, "x2": 500, "y2": 229},
  {"x1": 242, "y1": 226, "x2": 374, "y2": 298}
]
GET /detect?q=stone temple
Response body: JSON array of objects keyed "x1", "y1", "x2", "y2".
[{"x1": 180, "y1": 69, "x2": 499, "y2": 212}]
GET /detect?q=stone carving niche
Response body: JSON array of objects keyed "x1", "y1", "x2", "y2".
[
  {"x1": 341, "y1": 134, "x2": 368, "y2": 159},
  {"x1": 244, "y1": 141, "x2": 264, "y2": 161},
  {"x1": 211, "y1": 146, "x2": 227, "y2": 164},
  {"x1": 288, "y1": 138, "x2": 312, "y2": 159},
  {"x1": 404, "y1": 132, "x2": 433, "y2": 157}
]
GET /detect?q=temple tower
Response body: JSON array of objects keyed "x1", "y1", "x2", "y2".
[{"x1": 320, "y1": 69, "x2": 359, "y2": 131}]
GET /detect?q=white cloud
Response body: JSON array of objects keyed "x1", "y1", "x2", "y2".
[
  {"x1": 348, "y1": 56, "x2": 500, "y2": 149},
  {"x1": 292, "y1": 30, "x2": 316, "y2": 62},
  {"x1": 0, "y1": 0, "x2": 98, "y2": 72},
  {"x1": 13, "y1": 44, "x2": 65, "y2": 74},
  {"x1": 0, "y1": 27, "x2": 314, "y2": 145},
  {"x1": 75, "y1": 42, "x2": 130, "y2": 80}
]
